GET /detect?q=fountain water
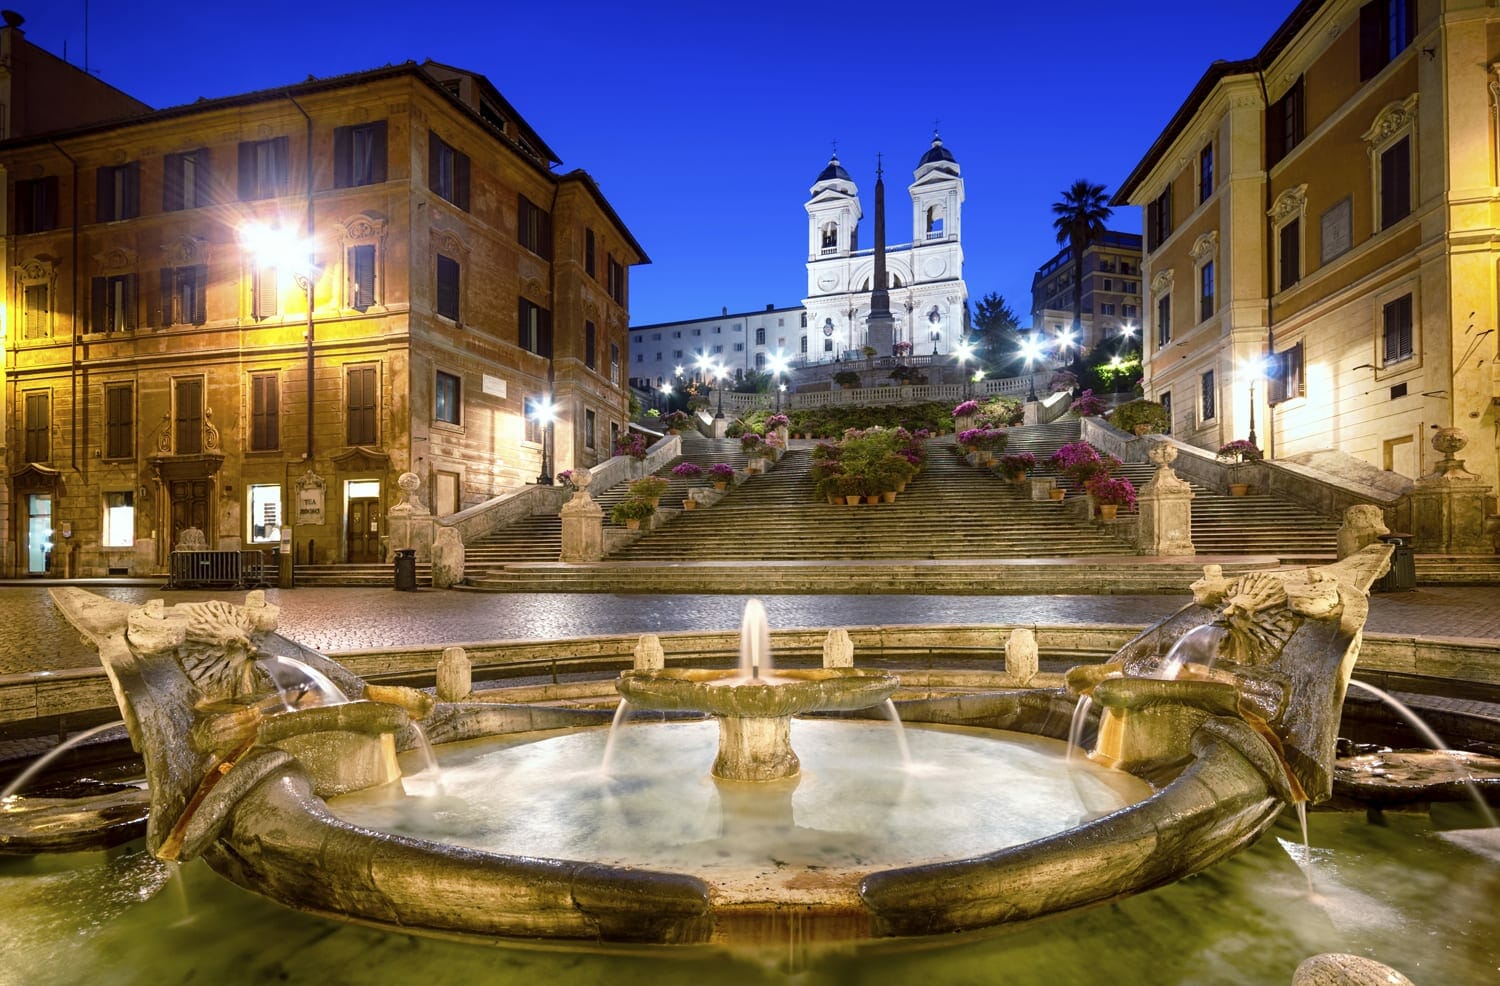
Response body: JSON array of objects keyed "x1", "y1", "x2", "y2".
[
  {"x1": 256, "y1": 654, "x2": 348, "y2": 710},
  {"x1": 1155, "y1": 623, "x2": 1225, "y2": 680},
  {"x1": 0, "y1": 720, "x2": 126, "y2": 802}
]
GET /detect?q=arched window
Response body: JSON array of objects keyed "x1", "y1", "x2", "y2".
[
  {"x1": 820, "y1": 222, "x2": 838, "y2": 253},
  {"x1": 926, "y1": 204, "x2": 944, "y2": 238}
]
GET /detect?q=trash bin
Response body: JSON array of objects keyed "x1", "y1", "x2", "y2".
[
  {"x1": 394, "y1": 548, "x2": 417, "y2": 591},
  {"x1": 1375, "y1": 533, "x2": 1415, "y2": 592}
]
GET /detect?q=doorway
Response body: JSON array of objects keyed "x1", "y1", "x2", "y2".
[
  {"x1": 346, "y1": 480, "x2": 382, "y2": 563},
  {"x1": 169, "y1": 479, "x2": 212, "y2": 548},
  {"x1": 25, "y1": 494, "x2": 52, "y2": 576}
]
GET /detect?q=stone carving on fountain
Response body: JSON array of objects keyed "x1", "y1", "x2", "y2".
[{"x1": 39, "y1": 544, "x2": 1391, "y2": 945}]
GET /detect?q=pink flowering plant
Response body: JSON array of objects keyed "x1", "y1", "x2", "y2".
[
  {"x1": 671, "y1": 462, "x2": 704, "y2": 481},
  {"x1": 1048, "y1": 442, "x2": 1110, "y2": 484},
  {"x1": 1085, "y1": 474, "x2": 1137, "y2": 509},
  {"x1": 953, "y1": 400, "x2": 980, "y2": 418},
  {"x1": 614, "y1": 433, "x2": 649, "y2": 460},
  {"x1": 1069, "y1": 389, "x2": 1108, "y2": 417},
  {"x1": 766, "y1": 413, "x2": 790, "y2": 429},
  {"x1": 996, "y1": 452, "x2": 1036, "y2": 480},
  {"x1": 1216, "y1": 439, "x2": 1261, "y2": 462},
  {"x1": 893, "y1": 341, "x2": 914, "y2": 356},
  {"x1": 662, "y1": 410, "x2": 691, "y2": 429},
  {"x1": 709, "y1": 463, "x2": 736, "y2": 480},
  {"x1": 556, "y1": 469, "x2": 574, "y2": 487},
  {"x1": 958, "y1": 428, "x2": 1008, "y2": 452}
]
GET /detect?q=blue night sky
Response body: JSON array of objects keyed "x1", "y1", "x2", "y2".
[{"x1": 27, "y1": 0, "x2": 1291, "y2": 327}]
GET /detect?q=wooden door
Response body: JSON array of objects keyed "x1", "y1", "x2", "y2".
[
  {"x1": 169, "y1": 479, "x2": 211, "y2": 548},
  {"x1": 347, "y1": 498, "x2": 382, "y2": 563}
]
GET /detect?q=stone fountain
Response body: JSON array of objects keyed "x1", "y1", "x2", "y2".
[{"x1": 35, "y1": 543, "x2": 1395, "y2": 945}]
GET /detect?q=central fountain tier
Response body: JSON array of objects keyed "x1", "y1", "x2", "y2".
[{"x1": 617, "y1": 668, "x2": 898, "y2": 780}]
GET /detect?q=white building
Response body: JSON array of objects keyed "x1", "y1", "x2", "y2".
[
  {"x1": 628, "y1": 135, "x2": 968, "y2": 380},
  {"x1": 803, "y1": 135, "x2": 967, "y2": 361}
]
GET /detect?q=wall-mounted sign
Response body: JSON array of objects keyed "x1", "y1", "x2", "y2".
[{"x1": 295, "y1": 469, "x2": 326, "y2": 525}]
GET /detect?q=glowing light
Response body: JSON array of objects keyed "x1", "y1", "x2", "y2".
[
  {"x1": 1019, "y1": 338, "x2": 1046, "y2": 363},
  {"x1": 673, "y1": 365, "x2": 684, "y2": 377},
  {"x1": 1120, "y1": 322, "x2": 1137, "y2": 339},
  {"x1": 1056, "y1": 330, "x2": 1076, "y2": 352},
  {"x1": 766, "y1": 350, "x2": 791, "y2": 377},
  {"x1": 954, "y1": 340, "x2": 975, "y2": 364},
  {"x1": 528, "y1": 397, "x2": 557, "y2": 425},
  {"x1": 240, "y1": 222, "x2": 310, "y2": 272},
  {"x1": 658, "y1": 381, "x2": 673, "y2": 395},
  {"x1": 972, "y1": 369, "x2": 986, "y2": 383}
]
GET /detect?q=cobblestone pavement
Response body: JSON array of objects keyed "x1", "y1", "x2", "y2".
[{"x1": 3, "y1": 583, "x2": 1498, "y2": 676}]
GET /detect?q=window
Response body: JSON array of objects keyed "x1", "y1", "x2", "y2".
[
  {"x1": 102, "y1": 491, "x2": 135, "y2": 548},
  {"x1": 248, "y1": 485, "x2": 282, "y2": 544},
  {"x1": 91, "y1": 274, "x2": 137, "y2": 333},
  {"x1": 1378, "y1": 136, "x2": 1412, "y2": 230},
  {"x1": 821, "y1": 221, "x2": 838, "y2": 252},
  {"x1": 925, "y1": 204, "x2": 944, "y2": 238},
  {"x1": 691, "y1": 328, "x2": 701, "y2": 337},
  {"x1": 733, "y1": 342, "x2": 744, "y2": 352},
  {"x1": 163, "y1": 149, "x2": 210, "y2": 211},
  {"x1": 346, "y1": 365, "x2": 378, "y2": 445},
  {"x1": 1101, "y1": 303, "x2": 1115, "y2": 316},
  {"x1": 1159, "y1": 392, "x2": 1173, "y2": 434},
  {"x1": 755, "y1": 327, "x2": 765, "y2": 346},
  {"x1": 1199, "y1": 261, "x2": 1215, "y2": 322},
  {"x1": 1268, "y1": 342, "x2": 1305, "y2": 404},
  {"x1": 24, "y1": 392, "x2": 48, "y2": 462},
  {"x1": 1382, "y1": 294, "x2": 1414, "y2": 365},
  {"x1": 238, "y1": 137, "x2": 289, "y2": 200},
  {"x1": 250, "y1": 373, "x2": 279, "y2": 451},
  {"x1": 161, "y1": 265, "x2": 208, "y2": 325},
  {"x1": 349, "y1": 244, "x2": 376, "y2": 312},
  {"x1": 1360, "y1": 0, "x2": 1414, "y2": 81},
  {"x1": 518, "y1": 194, "x2": 552, "y2": 258},
  {"x1": 519, "y1": 298, "x2": 552, "y2": 357},
  {"x1": 436, "y1": 254, "x2": 460, "y2": 321},
  {"x1": 800, "y1": 335, "x2": 808, "y2": 353},
  {"x1": 800, "y1": 312, "x2": 808, "y2": 328},
  {"x1": 1199, "y1": 143, "x2": 1213, "y2": 204},
  {"x1": 755, "y1": 353, "x2": 766, "y2": 370},
  {"x1": 174, "y1": 378, "x2": 203, "y2": 454},
  {"x1": 334, "y1": 121, "x2": 387, "y2": 188},
  {"x1": 823, "y1": 338, "x2": 834, "y2": 353},
  {"x1": 584, "y1": 409, "x2": 596, "y2": 450},
  {"x1": 712, "y1": 326, "x2": 721, "y2": 334},
  {"x1": 523, "y1": 396, "x2": 544, "y2": 444},
  {"x1": 22, "y1": 282, "x2": 50, "y2": 340},
  {"x1": 428, "y1": 132, "x2": 470, "y2": 210},
  {"x1": 1156, "y1": 293, "x2": 1171, "y2": 347},
  {"x1": 673, "y1": 349, "x2": 683, "y2": 359},
  {"x1": 585, "y1": 321, "x2": 598, "y2": 370},
  {"x1": 1267, "y1": 76, "x2": 1305, "y2": 167},
  {"x1": 105, "y1": 383, "x2": 133, "y2": 460},
  {"x1": 1102, "y1": 278, "x2": 1113, "y2": 292},
  {"x1": 584, "y1": 228, "x2": 596, "y2": 278},
  {"x1": 1123, "y1": 304, "x2": 1138, "y2": 319},
  {"x1": 15, "y1": 176, "x2": 58, "y2": 234},
  {"x1": 96, "y1": 163, "x2": 140, "y2": 222},
  {"x1": 1200, "y1": 369, "x2": 1216, "y2": 421},
  {"x1": 435, "y1": 371, "x2": 461, "y2": 425},
  {"x1": 1146, "y1": 186, "x2": 1172, "y2": 251},
  {"x1": 1278, "y1": 218, "x2": 1301, "y2": 292},
  {"x1": 711, "y1": 344, "x2": 723, "y2": 355},
  {"x1": 253, "y1": 264, "x2": 279, "y2": 319},
  {"x1": 610, "y1": 343, "x2": 620, "y2": 383},
  {"x1": 607, "y1": 254, "x2": 626, "y2": 305}
]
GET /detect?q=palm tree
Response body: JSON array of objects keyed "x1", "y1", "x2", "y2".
[{"x1": 1051, "y1": 179, "x2": 1113, "y2": 376}]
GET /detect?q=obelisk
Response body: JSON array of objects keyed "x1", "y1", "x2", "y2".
[{"x1": 865, "y1": 155, "x2": 895, "y2": 355}]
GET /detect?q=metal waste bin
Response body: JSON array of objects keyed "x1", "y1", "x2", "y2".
[
  {"x1": 1375, "y1": 533, "x2": 1415, "y2": 592},
  {"x1": 394, "y1": 548, "x2": 418, "y2": 591}
]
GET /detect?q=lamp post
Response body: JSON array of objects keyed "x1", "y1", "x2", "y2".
[
  {"x1": 953, "y1": 340, "x2": 974, "y2": 393},
  {"x1": 1242, "y1": 356, "x2": 1267, "y2": 449},
  {"x1": 529, "y1": 396, "x2": 556, "y2": 485},
  {"x1": 1020, "y1": 335, "x2": 1045, "y2": 403},
  {"x1": 767, "y1": 350, "x2": 791, "y2": 413},
  {"x1": 658, "y1": 380, "x2": 673, "y2": 414},
  {"x1": 241, "y1": 223, "x2": 317, "y2": 460}
]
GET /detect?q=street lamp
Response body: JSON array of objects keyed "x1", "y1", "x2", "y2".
[
  {"x1": 971, "y1": 368, "x2": 985, "y2": 398},
  {"x1": 767, "y1": 350, "x2": 791, "y2": 413},
  {"x1": 693, "y1": 352, "x2": 713, "y2": 388},
  {"x1": 657, "y1": 380, "x2": 673, "y2": 413},
  {"x1": 241, "y1": 222, "x2": 317, "y2": 460},
  {"x1": 713, "y1": 362, "x2": 728, "y2": 418},
  {"x1": 1020, "y1": 335, "x2": 1045, "y2": 403},
  {"x1": 1241, "y1": 356, "x2": 1268, "y2": 449},
  {"x1": 528, "y1": 395, "x2": 557, "y2": 485}
]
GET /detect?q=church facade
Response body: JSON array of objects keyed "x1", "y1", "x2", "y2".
[{"x1": 801, "y1": 135, "x2": 967, "y2": 360}]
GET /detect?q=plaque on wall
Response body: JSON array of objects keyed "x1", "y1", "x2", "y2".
[
  {"x1": 1320, "y1": 197, "x2": 1352, "y2": 264},
  {"x1": 295, "y1": 469, "x2": 326, "y2": 526}
]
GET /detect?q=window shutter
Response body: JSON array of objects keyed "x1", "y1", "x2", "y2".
[
  {"x1": 585, "y1": 321, "x2": 597, "y2": 368},
  {"x1": 92, "y1": 276, "x2": 106, "y2": 332},
  {"x1": 370, "y1": 121, "x2": 388, "y2": 183},
  {"x1": 273, "y1": 137, "x2": 290, "y2": 195},
  {"x1": 351, "y1": 245, "x2": 375, "y2": 311},
  {"x1": 254, "y1": 265, "x2": 278, "y2": 319},
  {"x1": 454, "y1": 151, "x2": 470, "y2": 211},
  {"x1": 540, "y1": 306, "x2": 553, "y2": 358},
  {"x1": 194, "y1": 149, "x2": 212, "y2": 206},
  {"x1": 123, "y1": 163, "x2": 140, "y2": 219},
  {"x1": 427, "y1": 132, "x2": 440, "y2": 194},
  {"x1": 238, "y1": 142, "x2": 255, "y2": 200},
  {"x1": 1359, "y1": 1, "x2": 1382, "y2": 81},
  {"x1": 333, "y1": 125, "x2": 352, "y2": 188},
  {"x1": 96, "y1": 167, "x2": 113, "y2": 223},
  {"x1": 122, "y1": 274, "x2": 137, "y2": 332},
  {"x1": 252, "y1": 375, "x2": 278, "y2": 450},
  {"x1": 192, "y1": 265, "x2": 208, "y2": 324},
  {"x1": 518, "y1": 298, "x2": 528, "y2": 349},
  {"x1": 164, "y1": 154, "x2": 183, "y2": 211},
  {"x1": 1266, "y1": 100, "x2": 1286, "y2": 167},
  {"x1": 160, "y1": 268, "x2": 174, "y2": 325},
  {"x1": 437, "y1": 256, "x2": 459, "y2": 321}
]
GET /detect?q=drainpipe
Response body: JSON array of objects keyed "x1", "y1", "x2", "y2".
[
  {"x1": 546, "y1": 180, "x2": 559, "y2": 474},
  {"x1": 286, "y1": 94, "x2": 315, "y2": 462},
  {"x1": 49, "y1": 141, "x2": 80, "y2": 474},
  {"x1": 1256, "y1": 71, "x2": 1277, "y2": 460}
]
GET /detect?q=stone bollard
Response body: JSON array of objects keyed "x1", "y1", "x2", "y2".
[
  {"x1": 822, "y1": 628, "x2": 854, "y2": 668},
  {"x1": 1336, "y1": 504, "x2": 1390, "y2": 560},
  {"x1": 1004, "y1": 627, "x2": 1038, "y2": 684},
  {"x1": 633, "y1": 633, "x2": 665, "y2": 671},
  {"x1": 436, "y1": 646, "x2": 471, "y2": 702},
  {"x1": 1292, "y1": 953, "x2": 1412, "y2": 986},
  {"x1": 430, "y1": 526, "x2": 465, "y2": 588}
]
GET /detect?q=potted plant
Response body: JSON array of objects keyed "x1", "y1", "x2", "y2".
[
  {"x1": 709, "y1": 463, "x2": 735, "y2": 490},
  {"x1": 614, "y1": 433, "x2": 649, "y2": 461},
  {"x1": 833, "y1": 370, "x2": 861, "y2": 389},
  {"x1": 555, "y1": 469, "x2": 575, "y2": 490},
  {"x1": 1085, "y1": 474, "x2": 1137, "y2": 520},
  {"x1": 835, "y1": 473, "x2": 869, "y2": 505},
  {"x1": 1217, "y1": 439, "x2": 1261, "y2": 495},
  {"x1": 671, "y1": 462, "x2": 703, "y2": 483},
  {"x1": 609, "y1": 497, "x2": 656, "y2": 530},
  {"x1": 662, "y1": 410, "x2": 691, "y2": 434},
  {"x1": 893, "y1": 340, "x2": 913, "y2": 357},
  {"x1": 1069, "y1": 389, "x2": 1108, "y2": 417},
  {"x1": 1109, "y1": 399, "x2": 1170, "y2": 436},
  {"x1": 628, "y1": 475, "x2": 669, "y2": 507},
  {"x1": 997, "y1": 452, "x2": 1036, "y2": 483}
]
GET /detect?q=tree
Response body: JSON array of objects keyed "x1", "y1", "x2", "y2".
[
  {"x1": 1051, "y1": 179, "x2": 1113, "y2": 375},
  {"x1": 969, "y1": 292, "x2": 1022, "y2": 371}
]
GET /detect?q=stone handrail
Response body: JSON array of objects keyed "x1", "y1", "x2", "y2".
[
  {"x1": 438, "y1": 484, "x2": 569, "y2": 544},
  {"x1": 710, "y1": 376, "x2": 1032, "y2": 415},
  {"x1": 587, "y1": 433, "x2": 682, "y2": 492}
]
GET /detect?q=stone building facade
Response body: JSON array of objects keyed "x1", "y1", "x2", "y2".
[
  {"x1": 1029, "y1": 229, "x2": 1144, "y2": 355},
  {"x1": 1115, "y1": 0, "x2": 1497, "y2": 497},
  {"x1": 2, "y1": 59, "x2": 644, "y2": 577}
]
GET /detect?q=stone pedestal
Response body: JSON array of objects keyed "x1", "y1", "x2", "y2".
[
  {"x1": 1336, "y1": 505, "x2": 1389, "y2": 559},
  {"x1": 1027, "y1": 477, "x2": 1055, "y2": 501},
  {"x1": 559, "y1": 467, "x2": 604, "y2": 562},
  {"x1": 633, "y1": 633, "x2": 665, "y2": 671},
  {"x1": 1136, "y1": 440, "x2": 1195, "y2": 556},
  {"x1": 1004, "y1": 628, "x2": 1038, "y2": 684},
  {"x1": 386, "y1": 472, "x2": 435, "y2": 562},
  {"x1": 822, "y1": 628, "x2": 854, "y2": 668},
  {"x1": 711, "y1": 416, "x2": 728, "y2": 440},
  {"x1": 1406, "y1": 428, "x2": 1494, "y2": 553},
  {"x1": 1022, "y1": 400, "x2": 1041, "y2": 426},
  {"x1": 430, "y1": 527, "x2": 465, "y2": 588},
  {"x1": 436, "y1": 646, "x2": 471, "y2": 701},
  {"x1": 716, "y1": 715, "x2": 798, "y2": 781}
]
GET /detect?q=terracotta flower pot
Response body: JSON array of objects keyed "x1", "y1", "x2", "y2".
[
  {"x1": 1012, "y1": 472, "x2": 1028, "y2": 484},
  {"x1": 683, "y1": 499, "x2": 697, "y2": 511},
  {"x1": 844, "y1": 496, "x2": 861, "y2": 505},
  {"x1": 714, "y1": 481, "x2": 729, "y2": 491},
  {"x1": 647, "y1": 497, "x2": 661, "y2": 508},
  {"x1": 1229, "y1": 483, "x2": 1249, "y2": 496},
  {"x1": 1099, "y1": 503, "x2": 1119, "y2": 520},
  {"x1": 1049, "y1": 487, "x2": 1066, "y2": 501},
  {"x1": 865, "y1": 495, "x2": 881, "y2": 505},
  {"x1": 625, "y1": 519, "x2": 641, "y2": 530},
  {"x1": 882, "y1": 491, "x2": 897, "y2": 503}
]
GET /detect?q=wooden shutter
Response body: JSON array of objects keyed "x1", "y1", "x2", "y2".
[
  {"x1": 272, "y1": 137, "x2": 289, "y2": 196},
  {"x1": 121, "y1": 274, "x2": 137, "y2": 332},
  {"x1": 123, "y1": 163, "x2": 140, "y2": 219},
  {"x1": 24, "y1": 392, "x2": 48, "y2": 462},
  {"x1": 428, "y1": 132, "x2": 441, "y2": 195},
  {"x1": 164, "y1": 154, "x2": 184, "y2": 211},
  {"x1": 254, "y1": 265, "x2": 278, "y2": 319},
  {"x1": 454, "y1": 150, "x2": 470, "y2": 211},
  {"x1": 106, "y1": 385, "x2": 133, "y2": 459},
  {"x1": 96, "y1": 167, "x2": 114, "y2": 223},
  {"x1": 1359, "y1": 1, "x2": 1383, "y2": 81},
  {"x1": 436, "y1": 255, "x2": 459, "y2": 321},
  {"x1": 1381, "y1": 138, "x2": 1411, "y2": 228},
  {"x1": 368, "y1": 121, "x2": 388, "y2": 183},
  {"x1": 92, "y1": 276, "x2": 106, "y2": 333},
  {"x1": 192, "y1": 149, "x2": 212, "y2": 206},
  {"x1": 175, "y1": 379, "x2": 203, "y2": 454},
  {"x1": 351, "y1": 245, "x2": 375, "y2": 311},
  {"x1": 585, "y1": 321, "x2": 597, "y2": 368},
  {"x1": 539, "y1": 305, "x2": 553, "y2": 358},
  {"x1": 1279, "y1": 219, "x2": 1300, "y2": 291},
  {"x1": 333, "y1": 125, "x2": 353, "y2": 188},
  {"x1": 238, "y1": 142, "x2": 256, "y2": 200},
  {"x1": 347, "y1": 366, "x2": 377, "y2": 445},
  {"x1": 160, "y1": 268, "x2": 175, "y2": 325},
  {"x1": 518, "y1": 298, "x2": 530, "y2": 350},
  {"x1": 191, "y1": 265, "x2": 207, "y2": 324},
  {"x1": 251, "y1": 374, "x2": 279, "y2": 450}
]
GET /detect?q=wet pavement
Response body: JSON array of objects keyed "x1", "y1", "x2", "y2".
[{"x1": 4, "y1": 582, "x2": 1498, "y2": 676}]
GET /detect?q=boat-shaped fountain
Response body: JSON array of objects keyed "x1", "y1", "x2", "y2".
[{"x1": 36, "y1": 544, "x2": 1396, "y2": 945}]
